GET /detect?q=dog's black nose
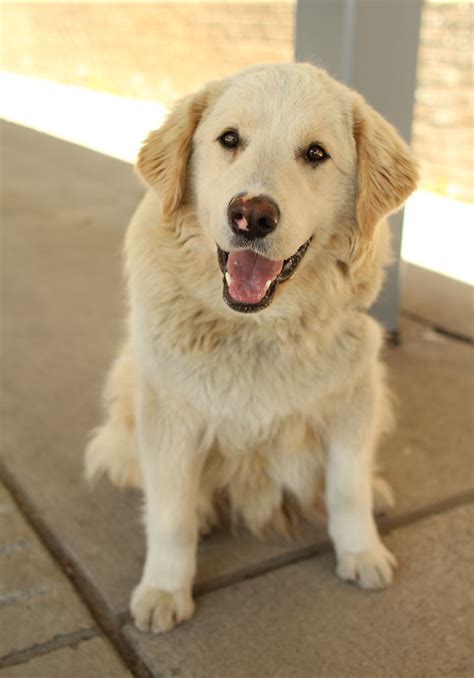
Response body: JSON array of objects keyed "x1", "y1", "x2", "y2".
[{"x1": 227, "y1": 193, "x2": 280, "y2": 239}]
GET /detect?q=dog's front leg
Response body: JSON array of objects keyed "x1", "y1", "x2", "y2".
[
  {"x1": 131, "y1": 379, "x2": 207, "y2": 633},
  {"x1": 326, "y1": 371, "x2": 396, "y2": 590}
]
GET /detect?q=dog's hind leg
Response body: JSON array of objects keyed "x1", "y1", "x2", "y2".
[
  {"x1": 85, "y1": 342, "x2": 142, "y2": 488},
  {"x1": 372, "y1": 475, "x2": 395, "y2": 516}
]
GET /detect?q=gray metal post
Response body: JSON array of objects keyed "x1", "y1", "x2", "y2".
[{"x1": 295, "y1": 0, "x2": 422, "y2": 334}]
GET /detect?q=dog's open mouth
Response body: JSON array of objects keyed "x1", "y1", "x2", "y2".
[{"x1": 217, "y1": 239, "x2": 312, "y2": 313}]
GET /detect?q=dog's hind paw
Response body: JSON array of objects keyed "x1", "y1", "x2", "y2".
[{"x1": 131, "y1": 582, "x2": 194, "y2": 634}]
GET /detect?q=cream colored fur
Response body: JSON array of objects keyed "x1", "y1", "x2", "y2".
[{"x1": 85, "y1": 63, "x2": 418, "y2": 633}]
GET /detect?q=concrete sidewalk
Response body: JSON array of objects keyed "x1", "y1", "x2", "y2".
[{"x1": 1, "y1": 121, "x2": 473, "y2": 677}]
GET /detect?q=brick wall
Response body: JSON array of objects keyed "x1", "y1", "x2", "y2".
[
  {"x1": 412, "y1": 1, "x2": 473, "y2": 202},
  {"x1": 1, "y1": 1, "x2": 472, "y2": 202},
  {"x1": 1, "y1": 2, "x2": 295, "y2": 104}
]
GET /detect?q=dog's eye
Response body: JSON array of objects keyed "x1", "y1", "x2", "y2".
[
  {"x1": 305, "y1": 144, "x2": 329, "y2": 164},
  {"x1": 218, "y1": 129, "x2": 240, "y2": 149}
]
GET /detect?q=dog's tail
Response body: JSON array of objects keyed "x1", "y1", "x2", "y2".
[{"x1": 84, "y1": 342, "x2": 142, "y2": 489}]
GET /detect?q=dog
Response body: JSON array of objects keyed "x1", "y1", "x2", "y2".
[{"x1": 85, "y1": 63, "x2": 418, "y2": 633}]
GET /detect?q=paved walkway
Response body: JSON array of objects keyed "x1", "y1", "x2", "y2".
[{"x1": 1, "y1": 121, "x2": 473, "y2": 677}]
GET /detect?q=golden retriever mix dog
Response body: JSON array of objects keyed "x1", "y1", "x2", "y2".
[{"x1": 85, "y1": 63, "x2": 418, "y2": 633}]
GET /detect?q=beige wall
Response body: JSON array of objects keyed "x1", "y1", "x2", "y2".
[{"x1": 2, "y1": 1, "x2": 472, "y2": 202}]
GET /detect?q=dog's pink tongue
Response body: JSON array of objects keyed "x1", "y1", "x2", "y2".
[{"x1": 227, "y1": 250, "x2": 283, "y2": 304}]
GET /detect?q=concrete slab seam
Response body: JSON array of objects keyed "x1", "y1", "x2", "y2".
[
  {"x1": 0, "y1": 627, "x2": 99, "y2": 670},
  {"x1": 401, "y1": 310, "x2": 474, "y2": 345},
  {"x1": 0, "y1": 460, "x2": 153, "y2": 678}
]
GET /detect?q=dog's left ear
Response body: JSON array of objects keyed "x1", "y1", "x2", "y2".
[
  {"x1": 352, "y1": 93, "x2": 419, "y2": 239},
  {"x1": 136, "y1": 81, "x2": 223, "y2": 219}
]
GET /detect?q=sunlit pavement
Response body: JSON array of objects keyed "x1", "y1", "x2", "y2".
[
  {"x1": 403, "y1": 191, "x2": 473, "y2": 286},
  {"x1": 0, "y1": 71, "x2": 167, "y2": 163}
]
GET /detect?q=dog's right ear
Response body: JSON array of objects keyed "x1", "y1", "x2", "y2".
[
  {"x1": 136, "y1": 82, "x2": 222, "y2": 219},
  {"x1": 352, "y1": 93, "x2": 419, "y2": 240}
]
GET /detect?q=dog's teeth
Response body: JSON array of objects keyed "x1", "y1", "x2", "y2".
[
  {"x1": 265, "y1": 280, "x2": 272, "y2": 291},
  {"x1": 225, "y1": 272, "x2": 233, "y2": 285}
]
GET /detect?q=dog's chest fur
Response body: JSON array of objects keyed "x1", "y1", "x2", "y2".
[{"x1": 133, "y1": 291, "x2": 378, "y2": 449}]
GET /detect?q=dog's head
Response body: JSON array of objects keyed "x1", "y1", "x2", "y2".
[{"x1": 137, "y1": 64, "x2": 418, "y2": 314}]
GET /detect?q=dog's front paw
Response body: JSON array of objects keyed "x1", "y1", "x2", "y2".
[
  {"x1": 336, "y1": 542, "x2": 397, "y2": 590},
  {"x1": 131, "y1": 582, "x2": 194, "y2": 633}
]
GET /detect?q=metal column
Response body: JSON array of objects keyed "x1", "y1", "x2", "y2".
[{"x1": 295, "y1": 0, "x2": 422, "y2": 333}]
